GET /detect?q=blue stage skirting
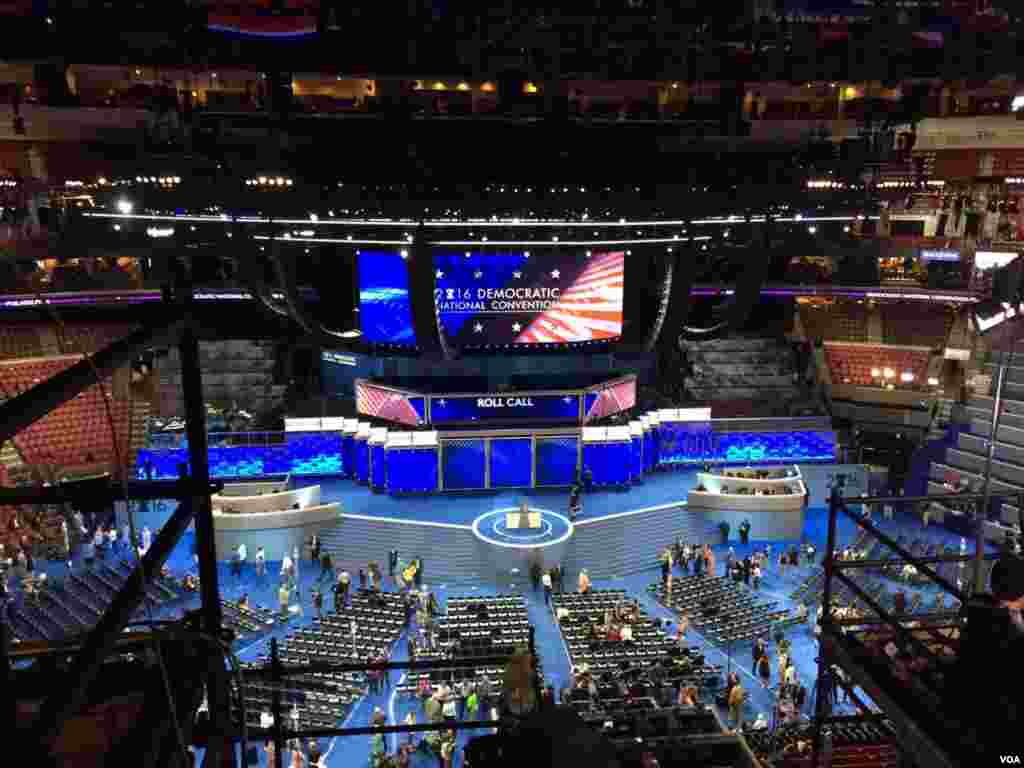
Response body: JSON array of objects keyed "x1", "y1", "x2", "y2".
[{"x1": 138, "y1": 427, "x2": 836, "y2": 492}]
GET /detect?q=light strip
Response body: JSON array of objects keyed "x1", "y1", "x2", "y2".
[
  {"x1": 252, "y1": 235, "x2": 408, "y2": 246},
  {"x1": 83, "y1": 211, "x2": 879, "y2": 227},
  {"x1": 427, "y1": 237, "x2": 712, "y2": 246},
  {"x1": 84, "y1": 212, "x2": 229, "y2": 223}
]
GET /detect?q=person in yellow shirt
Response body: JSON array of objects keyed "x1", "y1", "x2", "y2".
[{"x1": 728, "y1": 682, "x2": 746, "y2": 726}]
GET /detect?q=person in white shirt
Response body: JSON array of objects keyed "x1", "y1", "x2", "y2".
[
  {"x1": 255, "y1": 546, "x2": 266, "y2": 579},
  {"x1": 237, "y1": 543, "x2": 247, "y2": 566},
  {"x1": 620, "y1": 623, "x2": 634, "y2": 642},
  {"x1": 541, "y1": 570, "x2": 552, "y2": 605}
]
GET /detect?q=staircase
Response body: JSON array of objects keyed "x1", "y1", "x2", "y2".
[
  {"x1": 562, "y1": 505, "x2": 718, "y2": 582},
  {"x1": 319, "y1": 517, "x2": 484, "y2": 585},
  {"x1": 926, "y1": 346, "x2": 1024, "y2": 525},
  {"x1": 680, "y1": 337, "x2": 805, "y2": 415},
  {"x1": 318, "y1": 506, "x2": 720, "y2": 585}
]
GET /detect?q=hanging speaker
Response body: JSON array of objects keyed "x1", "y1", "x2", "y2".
[
  {"x1": 658, "y1": 247, "x2": 700, "y2": 351},
  {"x1": 407, "y1": 241, "x2": 447, "y2": 360}
]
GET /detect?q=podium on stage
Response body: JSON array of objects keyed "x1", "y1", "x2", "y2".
[{"x1": 506, "y1": 503, "x2": 541, "y2": 530}]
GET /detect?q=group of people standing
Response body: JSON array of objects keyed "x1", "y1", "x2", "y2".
[{"x1": 661, "y1": 540, "x2": 716, "y2": 581}]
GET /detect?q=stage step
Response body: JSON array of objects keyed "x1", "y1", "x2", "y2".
[
  {"x1": 563, "y1": 505, "x2": 718, "y2": 581},
  {"x1": 319, "y1": 505, "x2": 719, "y2": 585},
  {"x1": 320, "y1": 517, "x2": 483, "y2": 584}
]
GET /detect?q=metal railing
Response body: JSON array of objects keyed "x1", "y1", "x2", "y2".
[
  {"x1": 250, "y1": 630, "x2": 542, "y2": 768},
  {"x1": 810, "y1": 488, "x2": 1022, "y2": 768}
]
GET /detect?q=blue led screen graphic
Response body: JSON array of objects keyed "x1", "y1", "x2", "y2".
[
  {"x1": 358, "y1": 250, "x2": 417, "y2": 345},
  {"x1": 656, "y1": 428, "x2": 836, "y2": 465},
  {"x1": 136, "y1": 432, "x2": 343, "y2": 480},
  {"x1": 489, "y1": 438, "x2": 533, "y2": 488},
  {"x1": 443, "y1": 438, "x2": 486, "y2": 490},
  {"x1": 434, "y1": 250, "x2": 624, "y2": 346},
  {"x1": 535, "y1": 436, "x2": 579, "y2": 487},
  {"x1": 430, "y1": 393, "x2": 580, "y2": 425},
  {"x1": 370, "y1": 445, "x2": 387, "y2": 488}
]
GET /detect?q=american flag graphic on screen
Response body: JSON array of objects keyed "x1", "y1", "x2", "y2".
[
  {"x1": 514, "y1": 251, "x2": 624, "y2": 344},
  {"x1": 584, "y1": 378, "x2": 638, "y2": 423},
  {"x1": 356, "y1": 382, "x2": 423, "y2": 426}
]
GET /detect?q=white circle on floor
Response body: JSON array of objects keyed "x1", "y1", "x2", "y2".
[{"x1": 472, "y1": 508, "x2": 575, "y2": 549}]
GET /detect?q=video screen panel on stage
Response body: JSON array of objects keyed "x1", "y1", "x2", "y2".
[
  {"x1": 535, "y1": 436, "x2": 579, "y2": 487},
  {"x1": 583, "y1": 377, "x2": 637, "y2": 423},
  {"x1": 358, "y1": 250, "x2": 417, "y2": 345},
  {"x1": 433, "y1": 250, "x2": 624, "y2": 346},
  {"x1": 430, "y1": 393, "x2": 580, "y2": 425},
  {"x1": 443, "y1": 438, "x2": 486, "y2": 490},
  {"x1": 489, "y1": 438, "x2": 533, "y2": 488},
  {"x1": 356, "y1": 381, "x2": 427, "y2": 427}
]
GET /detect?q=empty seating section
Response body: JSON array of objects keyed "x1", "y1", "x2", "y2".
[
  {"x1": 0, "y1": 357, "x2": 130, "y2": 468},
  {"x1": 237, "y1": 665, "x2": 364, "y2": 735},
  {"x1": 746, "y1": 720, "x2": 900, "y2": 768},
  {"x1": 221, "y1": 598, "x2": 278, "y2": 642},
  {"x1": 824, "y1": 345, "x2": 929, "y2": 387},
  {"x1": 10, "y1": 560, "x2": 183, "y2": 643},
  {"x1": 798, "y1": 302, "x2": 869, "y2": 342},
  {"x1": 554, "y1": 589, "x2": 671, "y2": 670},
  {"x1": 879, "y1": 303, "x2": 952, "y2": 348},
  {"x1": 249, "y1": 591, "x2": 405, "y2": 731},
  {"x1": 54, "y1": 323, "x2": 135, "y2": 356},
  {"x1": 400, "y1": 595, "x2": 536, "y2": 699},
  {"x1": 652, "y1": 575, "x2": 793, "y2": 645},
  {"x1": 0, "y1": 325, "x2": 42, "y2": 359}
]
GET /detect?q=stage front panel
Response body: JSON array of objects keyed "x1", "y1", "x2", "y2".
[
  {"x1": 489, "y1": 438, "x2": 532, "y2": 488},
  {"x1": 388, "y1": 448, "x2": 439, "y2": 493},
  {"x1": 442, "y1": 438, "x2": 486, "y2": 490},
  {"x1": 535, "y1": 436, "x2": 579, "y2": 487}
]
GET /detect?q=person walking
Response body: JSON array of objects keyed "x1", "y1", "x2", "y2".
[
  {"x1": 542, "y1": 569, "x2": 552, "y2": 605},
  {"x1": 312, "y1": 586, "x2": 323, "y2": 618},
  {"x1": 237, "y1": 542, "x2": 247, "y2": 578},
  {"x1": 310, "y1": 534, "x2": 320, "y2": 565},
  {"x1": 319, "y1": 550, "x2": 332, "y2": 584},
  {"x1": 389, "y1": 548, "x2": 398, "y2": 580},
  {"x1": 530, "y1": 561, "x2": 542, "y2": 593},
  {"x1": 758, "y1": 653, "x2": 771, "y2": 688},
  {"x1": 578, "y1": 569, "x2": 591, "y2": 594},
  {"x1": 255, "y1": 546, "x2": 266, "y2": 580},
  {"x1": 278, "y1": 581, "x2": 290, "y2": 617},
  {"x1": 358, "y1": 568, "x2": 367, "y2": 591},
  {"x1": 338, "y1": 568, "x2": 350, "y2": 604}
]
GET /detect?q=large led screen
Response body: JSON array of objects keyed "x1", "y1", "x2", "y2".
[
  {"x1": 358, "y1": 251, "x2": 417, "y2": 345},
  {"x1": 356, "y1": 381, "x2": 426, "y2": 427},
  {"x1": 434, "y1": 250, "x2": 624, "y2": 345}
]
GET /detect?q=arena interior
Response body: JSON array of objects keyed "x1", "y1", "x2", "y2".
[{"x1": 2, "y1": 3, "x2": 1024, "y2": 768}]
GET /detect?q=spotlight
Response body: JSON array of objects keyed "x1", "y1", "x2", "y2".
[{"x1": 116, "y1": 199, "x2": 133, "y2": 215}]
